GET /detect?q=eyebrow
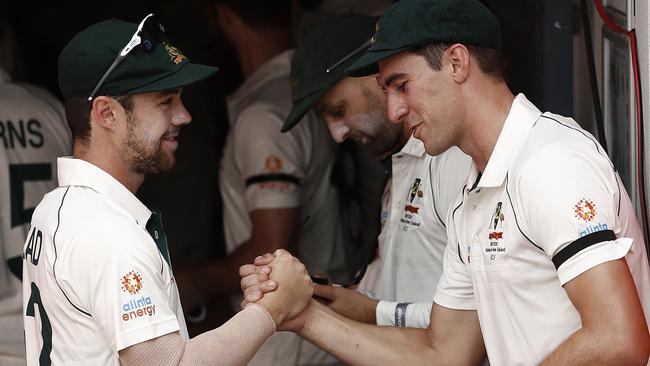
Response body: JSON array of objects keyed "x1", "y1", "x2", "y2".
[
  {"x1": 378, "y1": 72, "x2": 407, "y2": 89},
  {"x1": 159, "y1": 88, "x2": 182, "y2": 97}
]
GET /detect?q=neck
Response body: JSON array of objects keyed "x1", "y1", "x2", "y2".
[
  {"x1": 74, "y1": 141, "x2": 144, "y2": 193},
  {"x1": 458, "y1": 80, "x2": 515, "y2": 172},
  {"x1": 233, "y1": 27, "x2": 292, "y2": 77}
]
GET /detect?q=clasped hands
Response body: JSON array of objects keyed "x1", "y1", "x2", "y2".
[{"x1": 239, "y1": 249, "x2": 314, "y2": 330}]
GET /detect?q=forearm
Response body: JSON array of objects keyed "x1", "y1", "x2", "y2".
[
  {"x1": 540, "y1": 327, "x2": 650, "y2": 366},
  {"x1": 375, "y1": 301, "x2": 432, "y2": 328},
  {"x1": 180, "y1": 304, "x2": 275, "y2": 365},
  {"x1": 120, "y1": 304, "x2": 275, "y2": 366},
  {"x1": 298, "y1": 300, "x2": 435, "y2": 365}
]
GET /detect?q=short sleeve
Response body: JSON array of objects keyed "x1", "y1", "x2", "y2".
[
  {"x1": 515, "y1": 145, "x2": 632, "y2": 285},
  {"x1": 59, "y1": 217, "x2": 180, "y2": 351},
  {"x1": 233, "y1": 104, "x2": 305, "y2": 211},
  {"x1": 433, "y1": 239, "x2": 476, "y2": 310}
]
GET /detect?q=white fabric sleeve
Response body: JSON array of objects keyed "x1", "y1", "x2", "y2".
[
  {"x1": 59, "y1": 218, "x2": 180, "y2": 351},
  {"x1": 119, "y1": 304, "x2": 276, "y2": 366},
  {"x1": 233, "y1": 104, "x2": 305, "y2": 211},
  {"x1": 515, "y1": 144, "x2": 631, "y2": 285},
  {"x1": 375, "y1": 301, "x2": 433, "y2": 328}
]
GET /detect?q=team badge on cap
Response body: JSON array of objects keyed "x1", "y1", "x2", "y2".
[
  {"x1": 121, "y1": 270, "x2": 144, "y2": 295},
  {"x1": 164, "y1": 41, "x2": 188, "y2": 64}
]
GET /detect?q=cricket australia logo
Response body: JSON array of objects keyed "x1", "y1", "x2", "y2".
[{"x1": 401, "y1": 178, "x2": 424, "y2": 228}]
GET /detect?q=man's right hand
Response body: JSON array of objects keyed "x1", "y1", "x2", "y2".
[
  {"x1": 313, "y1": 284, "x2": 378, "y2": 324},
  {"x1": 246, "y1": 249, "x2": 314, "y2": 328}
]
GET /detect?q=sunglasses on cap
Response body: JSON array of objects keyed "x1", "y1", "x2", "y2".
[{"x1": 88, "y1": 13, "x2": 165, "y2": 101}]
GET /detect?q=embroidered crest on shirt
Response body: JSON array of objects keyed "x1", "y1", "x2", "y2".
[
  {"x1": 121, "y1": 270, "x2": 143, "y2": 295},
  {"x1": 400, "y1": 178, "x2": 424, "y2": 228},
  {"x1": 486, "y1": 202, "x2": 506, "y2": 261}
]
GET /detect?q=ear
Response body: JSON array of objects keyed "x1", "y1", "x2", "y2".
[
  {"x1": 90, "y1": 96, "x2": 122, "y2": 131},
  {"x1": 446, "y1": 44, "x2": 470, "y2": 83}
]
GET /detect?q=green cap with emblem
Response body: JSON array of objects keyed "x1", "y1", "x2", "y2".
[
  {"x1": 282, "y1": 13, "x2": 377, "y2": 133},
  {"x1": 58, "y1": 17, "x2": 218, "y2": 99},
  {"x1": 345, "y1": 0, "x2": 502, "y2": 77}
]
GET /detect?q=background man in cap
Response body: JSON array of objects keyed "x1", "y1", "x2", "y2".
[
  {"x1": 242, "y1": 0, "x2": 650, "y2": 364},
  {"x1": 22, "y1": 16, "x2": 313, "y2": 365},
  {"x1": 174, "y1": 1, "x2": 352, "y2": 364},
  {"x1": 278, "y1": 12, "x2": 471, "y2": 330}
]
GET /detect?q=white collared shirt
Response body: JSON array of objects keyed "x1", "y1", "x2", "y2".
[
  {"x1": 363, "y1": 137, "x2": 470, "y2": 306},
  {"x1": 22, "y1": 158, "x2": 187, "y2": 366},
  {"x1": 434, "y1": 94, "x2": 650, "y2": 365},
  {"x1": 0, "y1": 66, "x2": 71, "y2": 366},
  {"x1": 220, "y1": 50, "x2": 351, "y2": 282}
]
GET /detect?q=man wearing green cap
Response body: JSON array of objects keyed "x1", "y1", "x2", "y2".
[
  {"x1": 21, "y1": 16, "x2": 315, "y2": 366},
  {"x1": 241, "y1": 0, "x2": 650, "y2": 364},
  {"x1": 281, "y1": 12, "x2": 471, "y2": 330}
]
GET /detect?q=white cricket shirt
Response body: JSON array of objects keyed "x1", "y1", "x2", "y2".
[
  {"x1": 368, "y1": 137, "x2": 470, "y2": 305},
  {"x1": 22, "y1": 158, "x2": 187, "y2": 365},
  {"x1": 434, "y1": 94, "x2": 650, "y2": 365}
]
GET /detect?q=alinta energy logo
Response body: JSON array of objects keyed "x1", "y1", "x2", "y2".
[
  {"x1": 121, "y1": 270, "x2": 143, "y2": 295},
  {"x1": 574, "y1": 198, "x2": 597, "y2": 222}
]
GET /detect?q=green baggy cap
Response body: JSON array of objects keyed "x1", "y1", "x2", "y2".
[
  {"x1": 346, "y1": 0, "x2": 502, "y2": 77},
  {"x1": 58, "y1": 17, "x2": 218, "y2": 99},
  {"x1": 282, "y1": 13, "x2": 377, "y2": 132}
]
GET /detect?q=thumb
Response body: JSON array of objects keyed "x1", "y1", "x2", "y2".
[{"x1": 313, "y1": 284, "x2": 337, "y2": 301}]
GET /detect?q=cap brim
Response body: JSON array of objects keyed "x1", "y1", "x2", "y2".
[
  {"x1": 281, "y1": 89, "x2": 328, "y2": 133},
  {"x1": 129, "y1": 63, "x2": 219, "y2": 94},
  {"x1": 345, "y1": 46, "x2": 413, "y2": 77}
]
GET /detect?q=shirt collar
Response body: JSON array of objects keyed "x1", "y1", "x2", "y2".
[
  {"x1": 469, "y1": 94, "x2": 542, "y2": 189},
  {"x1": 395, "y1": 135, "x2": 426, "y2": 158},
  {"x1": 226, "y1": 49, "x2": 294, "y2": 125},
  {"x1": 57, "y1": 157, "x2": 152, "y2": 227}
]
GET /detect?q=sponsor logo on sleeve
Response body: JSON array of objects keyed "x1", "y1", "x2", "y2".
[
  {"x1": 121, "y1": 271, "x2": 143, "y2": 295},
  {"x1": 120, "y1": 271, "x2": 157, "y2": 321},
  {"x1": 574, "y1": 198, "x2": 596, "y2": 222}
]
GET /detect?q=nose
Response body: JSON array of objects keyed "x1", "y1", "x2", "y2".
[
  {"x1": 326, "y1": 120, "x2": 350, "y2": 143},
  {"x1": 172, "y1": 102, "x2": 192, "y2": 126},
  {"x1": 386, "y1": 93, "x2": 408, "y2": 124}
]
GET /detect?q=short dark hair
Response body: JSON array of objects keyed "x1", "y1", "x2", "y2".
[
  {"x1": 411, "y1": 43, "x2": 508, "y2": 81},
  {"x1": 214, "y1": 0, "x2": 291, "y2": 28},
  {"x1": 63, "y1": 95, "x2": 133, "y2": 145}
]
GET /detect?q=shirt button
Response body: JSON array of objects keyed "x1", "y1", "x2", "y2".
[{"x1": 472, "y1": 205, "x2": 477, "y2": 210}]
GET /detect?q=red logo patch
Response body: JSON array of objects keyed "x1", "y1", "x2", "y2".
[
  {"x1": 265, "y1": 155, "x2": 282, "y2": 173},
  {"x1": 121, "y1": 271, "x2": 143, "y2": 295},
  {"x1": 404, "y1": 205, "x2": 419, "y2": 214},
  {"x1": 488, "y1": 232, "x2": 503, "y2": 240},
  {"x1": 574, "y1": 198, "x2": 597, "y2": 222}
]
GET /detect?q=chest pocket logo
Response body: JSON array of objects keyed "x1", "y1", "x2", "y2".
[
  {"x1": 485, "y1": 201, "x2": 507, "y2": 261},
  {"x1": 400, "y1": 178, "x2": 425, "y2": 229}
]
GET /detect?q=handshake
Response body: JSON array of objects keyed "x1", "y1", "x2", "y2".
[{"x1": 239, "y1": 249, "x2": 315, "y2": 331}]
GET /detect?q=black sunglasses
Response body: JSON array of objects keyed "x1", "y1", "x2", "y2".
[{"x1": 88, "y1": 13, "x2": 165, "y2": 101}]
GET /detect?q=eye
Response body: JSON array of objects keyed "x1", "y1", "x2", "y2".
[
  {"x1": 395, "y1": 81, "x2": 407, "y2": 92},
  {"x1": 328, "y1": 106, "x2": 345, "y2": 119},
  {"x1": 159, "y1": 98, "x2": 173, "y2": 107}
]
